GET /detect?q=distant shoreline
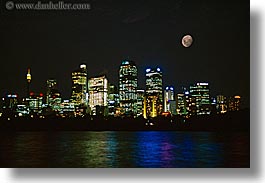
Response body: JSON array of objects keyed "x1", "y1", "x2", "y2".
[{"x1": 0, "y1": 109, "x2": 250, "y2": 132}]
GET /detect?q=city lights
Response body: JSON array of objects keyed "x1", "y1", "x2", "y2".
[
  {"x1": 145, "y1": 67, "x2": 163, "y2": 118},
  {"x1": 0, "y1": 62, "x2": 242, "y2": 120},
  {"x1": 119, "y1": 60, "x2": 138, "y2": 116},
  {"x1": 88, "y1": 75, "x2": 108, "y2": 116}
]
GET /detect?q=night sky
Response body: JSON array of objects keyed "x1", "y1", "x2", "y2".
[{"x1": 0, "y1": 0, "x2": 249, "y2": 107}]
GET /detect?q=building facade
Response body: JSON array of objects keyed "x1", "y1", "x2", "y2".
[
  {"x1": 26, "y1": 93, "x2": 44, "y2": 114},
  {"x1": 88, "y1": 75, "x2": 108, "y2": 116},
  {"x1": 228, "y1": 95, "x2": 241, "y2": 111},
  {"x1": 189, "y1": 82, "x2": 211, "y2": 115},
  {"x1": 1, "y1": 94, "x2": 18, "y2": 117},
  {"x1": 164, "y1": 86, "x2": 174, "y2": 112},
  {"x1": 60, "y1": 100, "x2": 75, "y2": 118},
  {"x1": 136, "y1": 89, "x2": 145, "y2": 117},
  {"x1": 48, "y1": 89, "x2": 62, "y2": 112},
  {"x1": 176, "y1": 93, "x2": 188, "y2": 115},
  {"x1": 71, "y1": 64, "x2": 88, "y2": 107},
  {"x1": 119, "y1": 60, "x2": 138, "y2": 116},
  {"x1": 108, "y1": 84, "x2": 119, "y2": 116},
  {"x1": 182, "y1": 88, "x2": 194, "y2": 116},
  {"x1": 169, "y1": 100, "x2": 177, "y2": 115},
  {"x1": 144, "y1": 95, "x2": 158, "y2": 118},
  {"x1": 216, "y1": 95, "x2": 227, "y2": 114},
  {"x1": 144, "y1": 67, "x2": 163, "y2": 118},
  {"x1": 46, "y1": 79, "x2": 57, "y2": 105}
]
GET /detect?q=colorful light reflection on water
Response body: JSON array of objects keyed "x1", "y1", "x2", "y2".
[{"x1": 0, "y1": 131, "x2": 249, "y2": 168}]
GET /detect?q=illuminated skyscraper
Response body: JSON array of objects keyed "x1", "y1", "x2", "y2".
[
  {"x1": 46, "y1": 79, "x2": 57, "y2": 105},
  {"x1": 88, "y1": 75, "x2": 108, "y2": 116},
  {"x1": 228, "y1": 95, "x2": 241, "y2": 111},
  {"x1": 182, "y1": 87, "x2": 194, "y2": 115},
  {"x1": 164, "y1": 86, "x2": 174, "y2": 112},
  {"x1": 146, "y1": 67, "x2": 163, "y2": 97},
  {"x1": 144, "y1": 67, "x2": 163, "y2": 118},
  {"x1": 119, "y1": 60, "x2": 138, "y2": 116},
  {"x1": 26, "y1": 93, "x2": 43, "y2": 114},
  {"x1": 48, "y1": 89, "x2": 62, "y2": 112},
  {"x1": 144, "y1": 95, "x2": 158, "y2": 118},
  {"x1": 169, "y1": 100, "x2": 177, "y2": 115},
  {"x1": 2, "y1": 94, "x2": 18, "y2": 109},
  {"x1": 108, "y1": 84, "x2": 119, "y2": 116},
  {"x1": 60, "y1": 100, "x2": 75, "y2": 118},
  {"x1": 136, "y1": 89, "x2": 145, "y2": 117},
  {"x1": 216, "y1": 95, "x2": 227, "y2": 114},
  {"x1": 71, "y1": 64, "x2": 88, "y2": 107},
  {"x1": 1, "y1": 94, "x2": 18, "y2": 116},
  {"x1": 176, "y1": 93, "x2": 188, "y2": 115},
  {"x1": 189, "y1": 82, "x2": 211, "y2": 115}
]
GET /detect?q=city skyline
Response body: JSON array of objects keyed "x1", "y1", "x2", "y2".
[
  {"x1": 0, "y1": 0, "x2": 249, "y2": 107},
  {"x1": 0, "y1": 57, "x2": 249, "y2": 107},
  {"x1": 1, "y1": 61, "x2": 247, "y2": 108},
  {"x1": 0, "y1": 61, "x2": 244, "y2": 119},
  {"x1": 2, "y1": 61, "x2": 245, "y2": 97}
]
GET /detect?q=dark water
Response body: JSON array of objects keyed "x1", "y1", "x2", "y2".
[{"x1": 0, "y1": 131, "x2": 249, "y2": 168}]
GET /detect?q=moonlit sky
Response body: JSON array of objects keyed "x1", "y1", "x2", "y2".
[{"x1": 0, "y1": 0, "x2": 249, "y2": 107}]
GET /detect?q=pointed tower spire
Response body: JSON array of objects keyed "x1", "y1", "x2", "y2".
[
  {"x1": 26, "y1": 68, "x2": 32, "y2": 97},
  {"x1": 26, "y1": 68, "x2": 31, "y2": 83}
]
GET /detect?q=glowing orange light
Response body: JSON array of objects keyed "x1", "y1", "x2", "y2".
[{"x1": 162, "y1": 112, "x2": 171, "y2": 117}]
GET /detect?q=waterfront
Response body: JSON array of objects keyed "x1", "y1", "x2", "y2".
[{"x1": 0, "y1": 131, "x2": 249, "y2": 168}]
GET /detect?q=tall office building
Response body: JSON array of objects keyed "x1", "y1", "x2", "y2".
[
  {"x1": 228, "y1": 95, "x2": 241, "y2": 111},
  {"x1": 182, "y1": 87, "x2": 194, "y2": 115},
  {"x1": 144, "y1": 67, "x2": 163, "y2": 118},
  {"x1": 146, "y1": 67, "x2": 163, "y2": 97},
  {"x1": 60, "y1": 100, "x2": 75, "y2": 118},
  {"x1": 108, "y1": 84, "x2": 119, "y2": 116},
  {"x1": 164, "y1": 86, "x2": 174, "y2": 112},
  {"x1": 176, "y1": 93, "x2": 188, "y2": 115},
  {"x1": 1, "y1": 94, "x2": 18, "y2": 116},
  {"x1": 136, "y1": 89, "x2": 145, "y2": 117},
  {"x1": 169, "y1": 100, "x2": 177, "y2": 115},
  {"x1": 119, "y1": 60, "x2": 138, "y2": 116},
  {"x1": 48, "y1": 89, "x2": 62, "y2": 112},
  {"x1": 46, "y1": 79, "x2": 57, "y2": 105},
  {"x1": 71, "y1": 64, "x2": 88, "y2": 107},
  {"x1": 216, "y1": 95, "x2": 227, "y2": 114},
  {"x1": 189, "y1": 82, "x2": 211, "y2": 115},
  {"x1": 144, "y1": 95, "x2": 158, "y2": 118},
  {"x1": 26, "y1": 93, "x2": 43, "y2": 114},
  {"x1": 2, "y1": 94, "x2": 18, "y2": 110},
  {"x1": 88, "y1": 75, "x2": 108, "y2": 116}
]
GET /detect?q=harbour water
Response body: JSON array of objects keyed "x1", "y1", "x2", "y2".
[{"x1": 0, "y1": 131, "x2": 249, "y2": 168}]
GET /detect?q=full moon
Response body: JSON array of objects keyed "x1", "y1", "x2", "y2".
[{"x1": 182, "y1": 35, "x2": 193, "y2": 48}]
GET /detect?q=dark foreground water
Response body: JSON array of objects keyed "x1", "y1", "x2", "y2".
[{"x1": 0, "y1": 131, "x2": 249, "y2": 168}]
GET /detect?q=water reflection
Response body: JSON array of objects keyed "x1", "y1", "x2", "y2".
[
  {"x1": 0, "y1": 131, "x2": 249, "y2": 168},
  {"x1": 106, "y1": 132, "x2": 118, "y2": 167},
  {"x1": 134, "y1": 132, "x2": 224, "y2": 167}
]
